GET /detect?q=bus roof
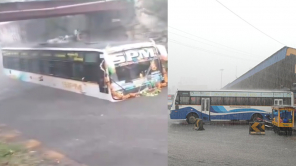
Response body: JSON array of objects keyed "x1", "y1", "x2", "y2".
[{"x1": 1, "y1": 40, "x2": 155, "y2": 51}]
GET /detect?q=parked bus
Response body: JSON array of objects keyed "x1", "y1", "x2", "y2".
[
  {"x1": 170, "y1": 90, "x2": 294, "y2": 124},
  {"x1": 1, "y1": 40, "x2": 168, "y2": 102}
]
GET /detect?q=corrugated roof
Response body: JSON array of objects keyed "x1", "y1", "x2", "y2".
[{"x1": 224, "y1": 46, "x2": 289, "y2": 89}]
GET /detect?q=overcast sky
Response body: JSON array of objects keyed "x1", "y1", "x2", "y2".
[{"x1": 168, "y1": 0, "x2": 296, "y2": 91}]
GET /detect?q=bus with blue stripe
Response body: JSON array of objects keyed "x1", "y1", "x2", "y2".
[{"x1": 170, "y1": 90, "x2": 294, "y2": 124}]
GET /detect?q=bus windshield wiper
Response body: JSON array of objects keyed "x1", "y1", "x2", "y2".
[
  {"x1": 109, "y1": 76, "x2": 128, "y2": 93},
  {"x1": 100, "y1": 60, "x2": 128, "y2": 93}
]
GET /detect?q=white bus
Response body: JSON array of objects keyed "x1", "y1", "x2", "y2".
[
  {"x1": 1, "y1": 40, "x2": 168, "y2": 102},
  {"x1": 170, "y1": 90, "x2": 294, "y2": 124}
]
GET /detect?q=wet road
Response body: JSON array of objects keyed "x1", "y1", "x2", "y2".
[
  {"x1": 0, "y1": 72, "x2": 167, "y2": 166},
  {"x1": 168, "y1": 119, "x2": 296, "y2": 166}
]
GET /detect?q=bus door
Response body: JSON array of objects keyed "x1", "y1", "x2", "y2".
[
  {"x1": 97, "y1": 57, "x2": 108, "y2": 94},
  {"x1": 201, "y1": 98, "x2": 210, "y2": 121}
]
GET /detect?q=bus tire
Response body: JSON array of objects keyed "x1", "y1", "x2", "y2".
[
  {"x1": 186, "y1": 113, "x2": 199, "y2": 124},
  {"x1": 251, "y1": 113, "x2": 263, "y2": 122}
]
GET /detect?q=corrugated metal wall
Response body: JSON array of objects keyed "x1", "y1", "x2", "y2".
[
  {"x1": 225, "y1": 48, "x2": 296, "y2": 91},
  {"x1": 225, "y1": 47, "x2": 288, "y2": 89}
]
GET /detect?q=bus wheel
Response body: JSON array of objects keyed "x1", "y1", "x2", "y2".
[
  {"x1": 251, "y1": 113, "x2": 262, "y2": 122},
  {"x1": 186, "y1": 113, "x2": 199, "y2": 124}
]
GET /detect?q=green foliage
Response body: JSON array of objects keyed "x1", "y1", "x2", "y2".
[
  {"x1": 0, "y1": 142, "x2": 22, "y2": 158},
  {"x1": 0, "y1": 142, "x2": 40, "y2": 166}
]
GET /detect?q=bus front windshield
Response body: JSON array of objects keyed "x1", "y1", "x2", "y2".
[{"x1": 114, "y1": 59, "x2": 160, "y2": 83}]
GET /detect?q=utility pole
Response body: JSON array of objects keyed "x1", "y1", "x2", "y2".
[{"x1": 220, "y1": 69, "x2": 224, "y2": 89}]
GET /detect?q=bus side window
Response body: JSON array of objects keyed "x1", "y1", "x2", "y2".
[
  {"x1": 262, "y1": 98, "x2": 273, "y2": 106},
  {"x1": 191, "y1": 97, "x2": 201, "y2": 105},
  {"x1": 283, "y1": 98, "x2": 291, "y2": 105},
  {"x1": 223, "y1": 97, "x2": 230, "y2": 105},
  {"x1": 211, "y1": 97, "x2": 222, "y2": 105},
  {"x1": 180, "y1": 96, "x2": 190, "y2": 105},
  {"x1": 250, "y1": 97, "x2": 261, "y2": 106},
  {"x1": 72, "y1": 63, "x2": 84, "y2": 80}
]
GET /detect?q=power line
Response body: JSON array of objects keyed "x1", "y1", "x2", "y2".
[
  {"x1": 169, "y1": 39, "x2": 258, "y2": 62},
  {"x1": 170, "y1": 39, "x2": 258, "y2": 87},
  {"x1": 169, "y1": 31, "x2": 263, "y2": 59},
  {"x1": 169, "y1": 26, "x2": 260, "y2": 57},
  {"x1": 215, "y1": 0, "x2": 286, "y2": 46}
]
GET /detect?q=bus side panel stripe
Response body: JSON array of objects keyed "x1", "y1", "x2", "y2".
[
  {"x1": 211, "y1": 106, "x2": 228, "y2": 113},
  {"x1": 228, "y1": 108, "x2": 265, "y2": 112}
]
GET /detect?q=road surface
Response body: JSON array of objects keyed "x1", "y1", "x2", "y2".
[
  {"x1": 0, "y1": 72, "x2": 167, "y2": 166},
  {"x1": 168, "y1": 119, "x2": 296, "y2": 166}
]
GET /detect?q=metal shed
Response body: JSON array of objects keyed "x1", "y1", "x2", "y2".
[{"x1": 223, "y1": 46, "x2": 296, "y2": 91}]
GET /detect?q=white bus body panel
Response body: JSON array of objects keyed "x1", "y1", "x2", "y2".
[{"x1": 4, "y1": 69, "x2": 114, "y2": 101}]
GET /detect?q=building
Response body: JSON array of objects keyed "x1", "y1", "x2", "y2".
[{"x1": 223, "y1": 46, "x2": 296, "y2": 93}]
